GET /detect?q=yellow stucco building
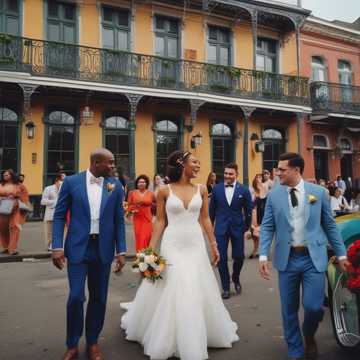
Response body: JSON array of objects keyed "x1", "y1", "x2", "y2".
[{"x1": 0, "y1": 0, "x2": 311, "y2": 217}]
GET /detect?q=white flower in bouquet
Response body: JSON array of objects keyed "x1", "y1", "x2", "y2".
[
  {"x1": 145, "y1": 254, "x2": 156, "y2": 266},
  {"x1": 139, "y1": 262, "x2": 149, "y2": 272}
]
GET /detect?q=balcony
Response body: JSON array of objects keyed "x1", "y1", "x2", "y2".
[
  {"x1": 0, "y1": 34, "x2": 309, "y2": 107},
  {"x1": 311, "y1": 81, "x2": 360, "y2": 115}
]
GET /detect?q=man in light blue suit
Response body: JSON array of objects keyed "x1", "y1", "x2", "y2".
[
  {"x1": 52, "y1": 148, "x2": 126, "y2": 360},
  {"x1": 259, "y1": 152, "x2": 349, "y2": 360}
]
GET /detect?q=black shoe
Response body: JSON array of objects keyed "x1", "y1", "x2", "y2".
[
  {"x1": 1, "y1": 249, "x2": 8, "y2": 254},
  {"x1": 248, "y1": 254, "x2": 255, "y2": 259},
  {"x1": 234, "y1": 282, "x2": 242, "y2": 295},
  {"x1": 10, "y1": 251, "x2": 19, "y2": 256},
  {"x1": 221, "y1": 291, "x2": 230, "y2": 299}
]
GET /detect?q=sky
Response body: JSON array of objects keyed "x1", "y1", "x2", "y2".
[{"x1": 301, "y1": 0, "x2": 360, "y2": 23}]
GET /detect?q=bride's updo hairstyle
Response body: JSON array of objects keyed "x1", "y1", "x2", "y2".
[{"x1": 166, "y1": 150, "x2": 192, "y2": 183}]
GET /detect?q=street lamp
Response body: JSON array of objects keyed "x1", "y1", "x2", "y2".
[
  {"x1": 190, "y1": 132, "x2": 203, "y2": 149},
  {"x1": 255, "y1": 141, "x2": 265, "y2": 153},
  {"x1": 25, "y1": 121, "x2": 35, "y2": 139}
]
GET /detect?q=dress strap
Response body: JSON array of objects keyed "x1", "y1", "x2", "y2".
[{"x1": 167, "y1": 184, "x2": 172, "y2": 194}]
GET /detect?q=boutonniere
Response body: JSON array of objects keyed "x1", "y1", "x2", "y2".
[
  {"x1": 308, "y1": 194, "x2": 317, "y2": 204},
  {"x1": 107, "y1": 183, "x2": 115, "y2": 193}
]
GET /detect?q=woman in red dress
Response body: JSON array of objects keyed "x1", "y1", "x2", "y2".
[{"x1": 127, "y1": 175, "x2": 156, "y2": 252}]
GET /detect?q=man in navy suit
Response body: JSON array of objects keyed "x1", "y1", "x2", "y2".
[
  {"x1": 209, "y1": 163, "x2": 252, "y2": 299},
  {"x1": 52, "y1": 148, "x2": 126, "y2": 360}
]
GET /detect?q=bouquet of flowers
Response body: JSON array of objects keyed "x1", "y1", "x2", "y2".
[
  {"x1": 132, "y1": 247, "x2": 167, "y2": 283},
  {"x1": 346, "y1": 239, "x2": 360, "y2": 293},
  {"x1": 123, "y1": 201, "x2": 139, "y2": 217}
]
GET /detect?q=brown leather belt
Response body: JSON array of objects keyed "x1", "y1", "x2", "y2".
[
  {"x1": 89, "y1": 234, "x2": 99, "y2": 240},
  {"x1": 291, "y1": 246, "x2": 309, "y2": 255}
]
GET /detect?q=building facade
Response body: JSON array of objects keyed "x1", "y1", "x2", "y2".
[
  {"x1": 300, "y1": 16, "x2": 360, "y2": 182},
  {"x1": 0, "y1": 0, "x2": 311, "y2": 216}
]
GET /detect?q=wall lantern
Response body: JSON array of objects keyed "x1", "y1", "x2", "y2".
[
  {"x1": 190, "y1": 132, "x2": 203, "y2": 149},
  {"x1": 255, "y1": 141, "x2": 265, "y2": 153},
  {"x1": 81, "y1": 106, "x2": 94, "y2": 125},
  {"x1": 25, "y1": 121, "x2": 35, "y2": 139},
  {"x1": 250, "y1": 133, "x2": 259, "y2": 141}
]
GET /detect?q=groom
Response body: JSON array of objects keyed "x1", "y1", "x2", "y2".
[
  {"x1": 259, "y1": 152, "x2": 349, "y2": 360},
  {"x1": 209, "y1": 163, "x2": 252, "y2": 299},
  {"x1": 52, "y1": 148, "x2": 126, "y2": 360}
]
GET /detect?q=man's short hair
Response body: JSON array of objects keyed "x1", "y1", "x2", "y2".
[
  {"x1": 224, "y1": 163, "x2": 238, "y2": 173},
  {"x1": 279, "y1": 152, "x2": 305, "y2": 174}
]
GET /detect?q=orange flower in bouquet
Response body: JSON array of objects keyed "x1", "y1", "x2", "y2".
[
  {"x1": 123, "y1": 201, "x2": 139, "y2": 217},
  {"x1": 132, "y1": 247, "x2": 168, "y2": 283}
]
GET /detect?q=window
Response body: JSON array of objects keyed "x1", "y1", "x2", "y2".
[
  {"x1": 338, "y1": 60, "x2": 352, "y2": 102},
  {"x1": 313, "y1": 134, "x2": 329, "y2": 148},
  {"x1": 0, "y1": 106, "x2": 19, "y2": 172},
  {"x1": 207, "y1": 26, "x2": 231, "y2": 66},
  {"x1": 311, "y1": 57, "x2": 326, "y2": 82},
  {"x1": 155, "y1": 118, "x2": 181, "y2": 176},
  {"x1": 340, "y1": 138, "x2": 352, "y2": 153},
  {"x1": 102, "y1": 6, "x2": 130, "y2": 50},
  {"x1": 45, "y1": 109, "x2": 78, "y2": 186},
  {"x1": 46, "y1": 1, "x2": 77, "y2": 72},
  {"x1": 0, "y1": 0, "x2": 20, "y2": 35},
  {"x1": 211, "y1": 122, "x2": 234, "y2": 180},
  {"x1": 262, "y1": 128, "x2": 285, "y2": 171},
  {"x1": 154, "y1": 16, "x2": 179, "y2": 84},
  {"x1": 103, "y1": 114, "x2": 130, "y2": 177},
  {"x1": 256, "y1": 38, "x2": 277, "y2": 73}
]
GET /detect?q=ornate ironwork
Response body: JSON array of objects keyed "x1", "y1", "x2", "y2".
[
  {"x1": 310, "y1": 82, "x2": 360, "y2": 115},
  {"x1": 18, "y1": 83, "x2": 38, "y2": 121},
  {"x1": 189, "y1": 99, "x2": 206, "y2": 129},
  {"x1": 0, "y1": 34, "x2": 309, "y2": 106}
]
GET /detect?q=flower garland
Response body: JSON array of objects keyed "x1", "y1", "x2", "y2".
[{"x1": 346, "y1": 239, "x2": 360, "y2": 293}]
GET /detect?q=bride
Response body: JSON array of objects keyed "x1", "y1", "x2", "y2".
[{"x1": 121, "y1": 150, "x2": 239, "y2": 359}]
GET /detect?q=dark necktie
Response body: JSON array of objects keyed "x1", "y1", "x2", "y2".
[
  {"x1": 290, "y1": 188, "x2": 298, "y2": 208},
  {"x1": 225, "y1": 184, "x2": 234, "y2": 188}
]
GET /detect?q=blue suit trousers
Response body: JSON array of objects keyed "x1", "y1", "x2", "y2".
[
  {"x1": 66, "y1": 239, "x2": 112, "y2": 348},
  {"x1": 278, "y1": 252, "x2": 325, "y2": 358}
]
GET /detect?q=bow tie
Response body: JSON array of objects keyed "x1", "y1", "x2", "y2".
[
  {"x1": 225, "y1": 184, "x2": 234, "y2": 188},
  {"x1": 90, "y1": 176, "x2": 102, "y2": 185}
]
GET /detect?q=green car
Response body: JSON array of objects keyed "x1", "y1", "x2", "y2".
[{"x1": 327, "y1": 213, "x2": 360, "y2": 350}]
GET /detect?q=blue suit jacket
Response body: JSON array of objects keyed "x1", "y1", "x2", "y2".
[
  {"x1": 52, "y1": 172, "x2": 126, "y2": 264},
  {"x1": 259, "y1": 181, "x2": 346, "y2": 272},
  {"x1": 209, "y1": 181, "x2": 252, "y2": 236}
]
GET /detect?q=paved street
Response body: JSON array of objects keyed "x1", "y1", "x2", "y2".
[{"x1": 0, "y1": 248, "x2": 358, "y2": 360}]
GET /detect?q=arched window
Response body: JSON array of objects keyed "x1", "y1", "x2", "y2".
[
  {"x1": 155, "y1": 118, "x2": 181, "y2": 176},
  {"x1": 0, "y1": 107, "x2": 19, "y2": 172},
  {"x1": 211, "y1": 121, "x2": 234, "y2": 180},
  {"x1": 103, "y1": 114, "x2": 130, "y2": 177},
  {"x1": 311, "y1": 57, "x2": 326, "y2": 82},
  {"x1": 45, "y1": 109, "x2": 78, "y2": 186},
  {"x1": 262, "y1": 127, "x2": 285, "y2": 171},
  {"x1": 340, "y1": 138, "x2": 352, "y2": 153},
  {"x1": 313, "y1": 134, "x2": 329, "y2": 149},
  {"x1": 338, "y1": 60, "x2": 352, "y2": 85}
]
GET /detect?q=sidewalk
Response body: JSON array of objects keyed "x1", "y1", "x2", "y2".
[{"x1": 0, "y1": 220, "x2": 136, "y2": 263}]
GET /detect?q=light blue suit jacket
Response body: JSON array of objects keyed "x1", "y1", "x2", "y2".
[
  {"x1": 52, "y1": 172, "x2": 126, "y2": 264},
  {"x1": 259, "y1": 181, "x2": 346, "y2": 272}
]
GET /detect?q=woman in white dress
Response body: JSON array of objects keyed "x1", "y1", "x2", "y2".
[{"x1": 121, "y1": 150, "x2": 239, "y2": 360}]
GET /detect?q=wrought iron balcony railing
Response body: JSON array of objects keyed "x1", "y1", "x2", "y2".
[
  {"x1": 310, "y1": 81, "x2": 360, "y2": 115},
  {"x1": 0, "y1": 34, "x2": 309, "y2": 106}
]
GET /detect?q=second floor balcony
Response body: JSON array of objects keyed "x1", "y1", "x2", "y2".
[
  {"x1": 311, "y1": 81, "x2": 360, "y2": 116},
  {"x1": 0, "y1": 34, "x2": 309, "y2": 107}
]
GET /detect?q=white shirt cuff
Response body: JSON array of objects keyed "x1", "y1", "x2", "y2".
[
  {"x1": 51, "y1": 248, "x2": 64, "y2": 251},
  {"x1": 338, "y1": 255, "x2": 347, "y2": 261},
  {"x1": 116, "y1": 252, "x2": 126, "y2": 256},
  {"x1": 259, "y1": 255, "x2": 268, "y2": 262}
]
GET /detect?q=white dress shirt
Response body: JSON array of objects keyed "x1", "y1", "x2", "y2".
[
  {"x1": 86, "y1": 169, "x2": 103, "y2": 235},
  {"x1": 287, "y1": 179, "x2": 306, "y2": 247},
  {"x1": 330, "y1": 195, "x2": 350, "y2": 213},
  {"x1": 41, "y1": 183, "x2": 61, "y2": 221},
  {"x1": 225, "y1": 182, "x2": 236, "y2": 205}
]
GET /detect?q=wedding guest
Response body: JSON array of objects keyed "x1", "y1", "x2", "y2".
[
  {"x1": 209, "y1": 163, "x2": 252, "y2": 299},
  {"x1": 259, "y1": 152, "x2": 349, "y2": 360},
  {"x1": 318, "y1": 179, "x2": 330, "y2": 199},
  {"x1": 150, "y1": 174, "x2": 164, "y2": 196},
  {"x1": 349, "y1": 190, "x2": 360, "y2": 211},
  {"x1": 18, "y1": 173, "x2": 25, "y2": 183},
  {"x1": 330, "y1": 187, "x2": 350, "y2": 214},
  {"x1": 206, "y1": 172, "x2": 216, "y2": 197},
  {"x1": 127, "y1": 175, "x2": 156, "y2": 252},
  {"x1": 335, "y1": 175, "x2": 346, "y2": 194},
  {"x1": 41, "y1": 175, "x2": 62, "y2": 251},
  {"x1": 248, "y1": 174, "x2": 267, "y2": 259},
  {"x1": 262, "y1": 169, "x2": 273, "y2": 194},
  {"x1": 271, "y1": 167, "x2": 281, "y2": 188},
  {"x1": 0, "y1": 170, "x2": 27, "y2": 255}
]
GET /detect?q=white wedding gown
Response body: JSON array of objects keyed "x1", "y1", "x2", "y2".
[{"x1": 120, "y1": 184, "x2": 239, "y2": 360}]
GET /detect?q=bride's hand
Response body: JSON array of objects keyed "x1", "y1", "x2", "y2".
[{"x1": 210, "y1": 243, "x2": 220, "y2": 267}]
